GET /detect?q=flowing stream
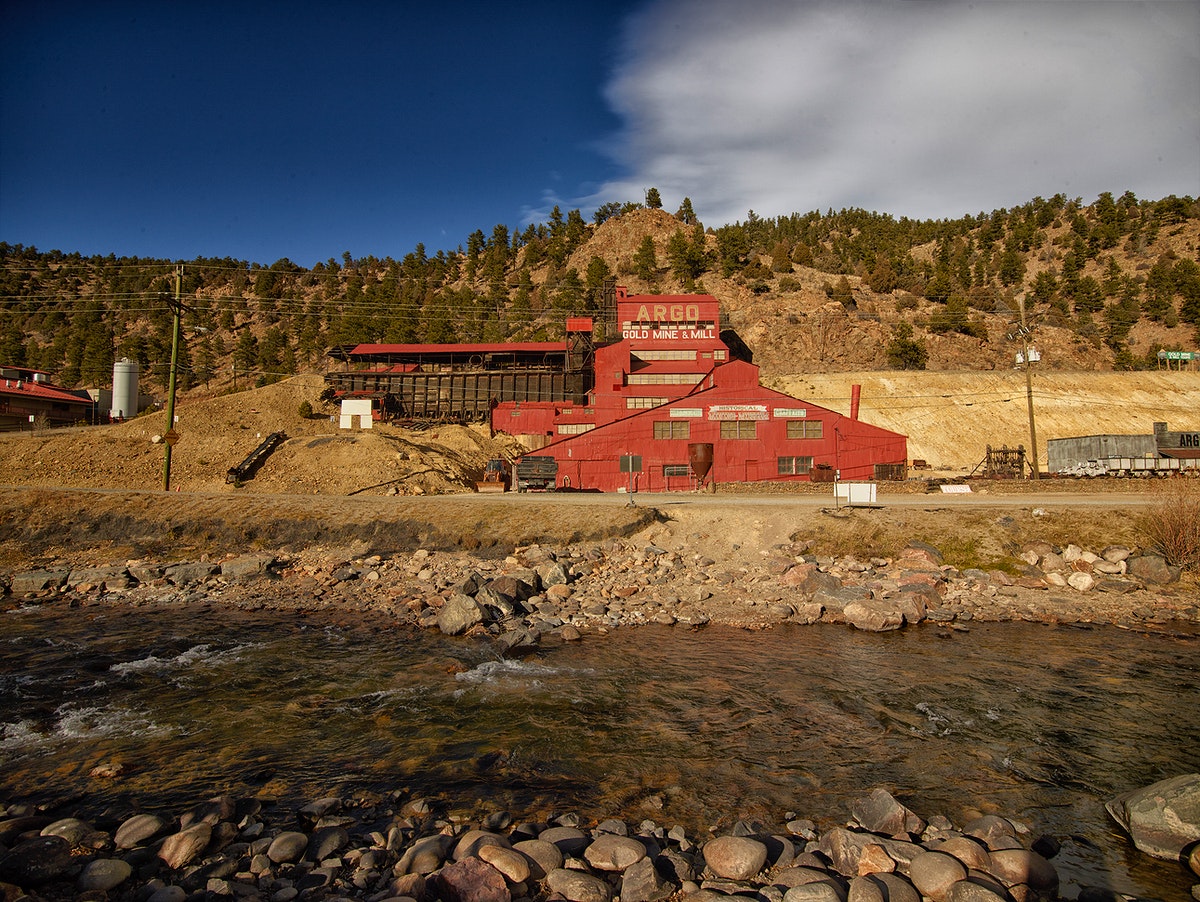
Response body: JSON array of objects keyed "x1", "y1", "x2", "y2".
[{"x1": 2, "y1": 603, "x2": 1197, "y2": 899}]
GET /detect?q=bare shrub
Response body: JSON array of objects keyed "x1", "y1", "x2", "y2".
[{"x1": 1141, "y1": 479, "x2": 1200, "y2": 568}]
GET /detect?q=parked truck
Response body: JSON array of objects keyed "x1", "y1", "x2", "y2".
[{"x1": 515, "y1": 455, "x2": 558, "y2": 492}]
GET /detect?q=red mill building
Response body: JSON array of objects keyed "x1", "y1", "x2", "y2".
[{"x1": 327, "y1": 287, "x2": 907, "y2": 492}]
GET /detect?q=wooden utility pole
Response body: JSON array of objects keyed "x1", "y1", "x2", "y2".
[
  {"x1": 1017, "y1": 294, "x2": 1040, "y2": 481},
  {"x1": 162, "y1": 265, "x2": 183, "y2": 491}
]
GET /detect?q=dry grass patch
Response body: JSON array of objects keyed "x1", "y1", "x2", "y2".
[
  {"x1": 1140, "y1": 480, "x2": 1200, "y2": 569},
  {"x1": 789, "y1": 504, "x2": 1152, "y2": 571},
  {"x1": 0, "y1": 488, "x2": 658, "y2": 567}
]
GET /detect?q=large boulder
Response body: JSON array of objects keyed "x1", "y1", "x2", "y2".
[
  {"x1": 439, "y1": 594, "x2": 487, "y2": 635},
  {"x1": 844, "y1": 599, "x2": 904, "y2": 632},
  {"x1": 435, "y1": 855, "x2": 511, "y2": 902},
  {"x1": 1106, "y1": 773, "x2": 1200, "y2": 859},
  {"x1": 702, "y1": 835, "x2": 768, "y2": 880},
  {"x1": 1126, "y1": 554, "x2": 1181, "y2": 585},
  {"x1": 851, "y1": 788, "x2": 925, "y2": 836}
]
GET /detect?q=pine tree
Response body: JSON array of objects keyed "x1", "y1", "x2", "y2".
[
  {"x1": 645, "y1": 188, "x2": 663, "y2": 209},
  {"x1": 633, "y1": 236, "x2": 658, "y2": 281},
  {"x1": 886, "y1": 322, "x2": 927, "y2": 370}
]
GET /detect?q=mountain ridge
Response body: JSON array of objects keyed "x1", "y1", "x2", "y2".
[{"x1": 1, "y1": 192, "x2": 1197, "y2": 402}]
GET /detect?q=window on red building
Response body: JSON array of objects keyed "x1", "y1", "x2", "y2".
[
  {"x1": 653, "y1": 420, "x2": 690, "y2": 439},
  {"x1": 778, "y1": 456, "x2": 814, "y2": 475},
  {"x1": 720, "y1": 420, "x2": 758, "y2": 440},
  {"x1": 786, "y1": 420, "x2": 824, "y2": 439}
]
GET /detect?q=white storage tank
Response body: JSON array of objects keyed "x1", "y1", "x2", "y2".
[{"x1": 111, "y1": 358, "x2": 139, "y2": 420}]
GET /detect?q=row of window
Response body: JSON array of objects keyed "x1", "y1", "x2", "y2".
[
  {"x1": 627, "y1": 373, "x2": 706, "y2": 385},
  {"x1": 659, "y1": 457, "x2": 815, "y2": 478},
  {"x1": 649, "y1": 420, "x2": 825, "y2": 440},
  {"x1": 633, "y1": 349, "x2": 696, "y2": 361}
]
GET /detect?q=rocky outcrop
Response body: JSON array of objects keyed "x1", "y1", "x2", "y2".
[{"x1": 1106, "y1": 773, "x2": 1200, "y2": 860}]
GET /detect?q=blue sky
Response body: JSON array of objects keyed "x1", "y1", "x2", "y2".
[{"x1": 2, "y1": 0, "x2": 1198, "y2": 268}]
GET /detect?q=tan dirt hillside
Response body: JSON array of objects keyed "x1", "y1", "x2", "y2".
[
  {"x1": 768, "y1": 370, "x2": 1200, "y2": 473},
  {"x1": 0, "y1": 375, "x2": 527, "y2": 496}
]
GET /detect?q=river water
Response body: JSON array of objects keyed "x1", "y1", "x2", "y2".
[{"x1": 1, "y1": 603, "x2": 1197, "y2": 899}]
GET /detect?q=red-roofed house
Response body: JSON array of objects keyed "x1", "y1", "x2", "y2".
[{"x1": 0, "y1": 367, "x2": 97, "y2": 431}]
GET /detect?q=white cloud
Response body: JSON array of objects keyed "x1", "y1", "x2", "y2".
[{"x1": 590, "y1": 0, "x2": 1200, "y2": 224}]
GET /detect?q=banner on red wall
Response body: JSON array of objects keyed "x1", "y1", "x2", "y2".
[{"x1": 708, "y1": 405, "x2": 768, "y2": 421}]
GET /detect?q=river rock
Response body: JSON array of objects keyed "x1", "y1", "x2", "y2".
[
  {"x1": 909, "y1": 850, "x2": 967, "y2": 901},
  {"x1": 1106, "y1": 772, "x2": 1200, "y2": 859},
  {"x1": 851, "y1": 788, "x2": 925, "y2": 836},
  {"x1": 435, "y1": 855, "x2": 511, "y2": 902},
  {"x1": 513, "y1": 839, "x2": 563, "y2": 879},
  {"x1": 782, "y1": 880, "x2": 849, "y2": 902},
  {"x1": 962, "y1": 814, "x2": 1019, "y2": 848},
  {"x1": 844, "y1": 599, "x2": 904, "y2": 632},
  {"x1": 946, "y1": 876, "x2": 1011, "y2": 902},
  {"x1": 0, "y1": 835, "x2": 73, "y2": 884},
  {"x1": 774, "y1": 866, "x2": 841, "y2": 888},
  {"x1": 539, "y1": 826, "x2": 590, "y2": 856},
  {"x1": 546, "y1": 867, "x2": 613, "y2": 902},
  {"x1": 489, "y1": 574, "x2": 537, "y2": 602},
  {"x1": 621, "y1": 855, "x2": 674, "y2": 902},
  {"x1": 40, "y1": 816, "x2": 95, "y2": 845},
  {"x1": 0, "y1": 814, "x2": 53, "y2": 844},
  {"x1": 159, "y1": 822, "x2": 212, "y2": 869},
  {"x1": 855, "y1": 843, "x2": 896, "y2": 875},
  {"x1": 266, "y1": 830, "x2": 309, "y2": 864},
  {"x1": 220, "y1": 553, "x2": 277, "y2": 580},
  {"x1": 703, "y1": 835, "x2": 767, "y2": 880},
  {"x1": 186, "y1": 794, "x2": 237, "y2": 826},
  {"x1": 307, "y1": 824, "x2": 349, "y2": 861},
  {"x1": 1126, "y1": 554, "x2": 1181, "y2": 585},
  {"x1": 986, "y1": 847, "x2": 1057, "y2": 892},
  {"x1": 479, "y1": 844, "x2": 531, "y2": 883},
  {"x1": 933, "y1": 836, "x2": 991, "y2": 871},
  {"x1": 10, "y1": 569, "x2": 69, "y2": 594},
  {"x1": 454, "y1": 829, "x2": 511, "y2": 860},
  {"x1": 1067, "y1": 572, "x2": 1095, "y2": 592},
  {"x1": 396, "y1": 833, "x2": 456, "y2": 875},
  {"x1": 536, "y1": 561, "x2": 570, "y2": 588},
  {"x1": 439, "y1": 593, "x2": 486, "y2": 635},
  {"x1": 164, "y1": 561, "x2": 220, "y2": 585},
  {"x1": 146, "y1": 885, "x2": 188, "y2": 902},
  {"x1": 116, "y1": 812, "x2": 172, "y2": 848},
  {"x1": 584, "y1": 834, "x2": 648, "y2": 871},
  {"x1": 77, "y1": 857, "x2": 133, "y2": 892},
  {"x1": 847, "y1": 873, "x2": 915, "y2": 902},
  {"x1": 67, "y1": 565, "x2": 132, "y2": 590}
]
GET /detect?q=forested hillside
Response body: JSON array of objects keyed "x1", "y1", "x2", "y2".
[{"x1": 1, "y1": 191, "x2": 1197, "y2": 400}]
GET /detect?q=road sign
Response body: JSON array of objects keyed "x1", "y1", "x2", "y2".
[
  {"x1": 164, "y1": 429, "x2": 180, "y2": 446},
  {"x1": 619, "y1": 454, "x2": 642, "y2": 473}
]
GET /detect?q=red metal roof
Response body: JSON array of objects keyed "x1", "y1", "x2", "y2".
[
  {"x1": 0, "y1": 379, "x2": 92, "y2": 405},
  {"x1": 350, "y1": 341, "x2": 567, "y2": 356}
]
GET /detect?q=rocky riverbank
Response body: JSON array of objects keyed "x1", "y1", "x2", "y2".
[
  {"x1": 3, "y1": 530, "x2": 1197, "y2": 640},
  {"x1": 4, "y1": 780, "x2": 1197, "y2": 902}
]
